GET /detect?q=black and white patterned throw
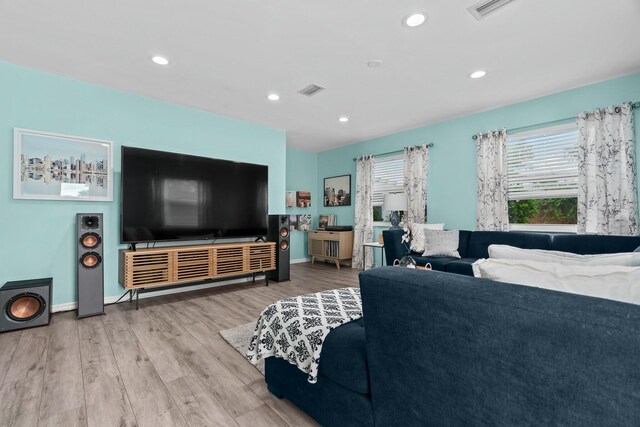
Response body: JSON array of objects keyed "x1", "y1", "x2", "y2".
[{"x1": 246, "y1": 287, "x2": 362, "y2": 383}]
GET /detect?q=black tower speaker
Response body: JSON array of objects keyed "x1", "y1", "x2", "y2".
[
  {"x1": 268, "y1": 214, "x2": 290, "y2": 282},
  {"x1": 77, "y1": 213, "x2": 104, "y2": 318},
  {"x1": 0, "y1": 278, "x2": 52, "y2": 333}
]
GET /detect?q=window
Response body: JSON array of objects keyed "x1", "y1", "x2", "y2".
[
  {"x1": 372, "y1": 154, "x2": 404, "y2": 223},
  {"x1": 506, "y1": 124, "x2": 579, "y2": 230}
]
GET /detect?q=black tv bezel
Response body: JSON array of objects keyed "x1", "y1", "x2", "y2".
[{"x1": 120, "y1": 146, "x2": 269, "y2": 245}]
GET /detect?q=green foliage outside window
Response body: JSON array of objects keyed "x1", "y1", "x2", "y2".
[{"x1": 508, "y1": 197, "x2": 577, "y2": 224}]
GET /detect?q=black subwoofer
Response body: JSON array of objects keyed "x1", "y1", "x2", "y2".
[
  {"x1": 77, "y1": 213, "x2": 104, "y2": 318},
  {"x1": 0, "y1": 278, "x2": 52, "y2": 332},
  {"x1": 268, "y1": 214, "x2": 290, "y2": 282}
]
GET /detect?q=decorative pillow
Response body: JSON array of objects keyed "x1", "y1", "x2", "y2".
[
  {"x1": 635, "y1": 246, "x2": 640, "y2": 252},
  {"x1": 488, "y1": 244, "x2": 640, "y2": 267},
  {"x1": 409, "y1": 223, "x2": 445, "y2": 253},
  {"x1": 422, "y1": 229, "x2": 460, "y2": 258},
  {"x1": 472, "y1": 258, "x2": 640, "y2": 306}
]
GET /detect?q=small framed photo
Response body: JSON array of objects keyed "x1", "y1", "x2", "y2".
[
  {"x1": 297, "y1": 214, "x2": 311, "y2": 231},
  {"x1": 324, "y1": 174, "x2": 351, "y2": 206},
  {"x1": 296, "y1": 191, "x2": 311, "y2": 208},
  {"x1": 14, "y1": 128, "x2": 113, "y2": 201},
  {"x1": 286, "y1": 191, "x2": 296, "y2": 208}
]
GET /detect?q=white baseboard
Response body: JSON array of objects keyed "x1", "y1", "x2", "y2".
[
  {"x1": 51, "y1": 276, "x2": 254, "y2": 313},
  {"x1": 290, "y1": 258, "x2": 310, "y2": 264}
]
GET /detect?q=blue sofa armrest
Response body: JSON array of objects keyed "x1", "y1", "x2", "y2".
[
  {"x1": 359, "y1": 267, "x2": 640, "y2": 426},
  {"x1": 382, "y1": 229, "x2": 406, "y2": 266}
]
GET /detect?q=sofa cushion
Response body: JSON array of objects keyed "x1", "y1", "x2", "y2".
[
  {"x1": 409, "y1": 223, "x2": 445, "y2": 253},
  {"x1": 317, "y1": 318, "x2": 370, "y2": 395},
  {"x1": 422, "y1": 229, "x2": 461, "y2": 258},
  {"x1": 411, "y1": 256, "x2": 459, "y2": 271},
  {"x1": 488, "y1": 244, "x2": 640, "y2": 266},
  {"x1": 551, "y1": 234, "x2": 640, "y2": 255},
  {"x1": 443, "y1": 258, "x2": 478, "y2": 276},
  {"x1": 472, "y1": 258, "x2": 640, "y2": 306},
  {"x1": 467, "y1": 231, "x2": 552, "y2": 259}
]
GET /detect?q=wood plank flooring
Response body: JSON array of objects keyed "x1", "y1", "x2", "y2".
[{"x1": 0, "y1": 262, "x2": 360, "y2": 427}]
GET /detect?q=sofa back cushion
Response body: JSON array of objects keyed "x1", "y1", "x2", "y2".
[
  {"x1": 488, "y1": 244, "x2": 640, "y2": 266},
  {"x1": 551, "y1": 234, "x2": 640, "y2": 255},
  {"x1": 467, "y1": 231, "x2": 552, "y2": 258}
]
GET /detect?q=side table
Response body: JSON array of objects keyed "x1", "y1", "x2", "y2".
[{"x1": 362, "y1": 242, "x2": 385, "y2": 271}]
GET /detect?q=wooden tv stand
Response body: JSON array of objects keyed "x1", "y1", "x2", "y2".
[{"x1": 118, "y1": 241, "x2": 276, "y2": 306}]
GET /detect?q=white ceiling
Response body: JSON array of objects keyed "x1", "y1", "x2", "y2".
[{"x1": 1, "y1": 0, "x2": 639, "y2": 152}]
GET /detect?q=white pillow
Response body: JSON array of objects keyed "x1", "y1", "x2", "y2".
[
  {"x1": 422, "y1": 229, "x2": 460, "y2": 258},
  {"x1": 472, "y1": 258, "x2": 640, "y2": 305},
  {"x1": 488, "y1": 244, "x2": 640, "y2": 267},
  {"x1": 409, "y1": 223, "x2": 445, "y2": 253}
]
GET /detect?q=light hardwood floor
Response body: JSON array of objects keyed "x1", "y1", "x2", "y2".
[{"x1": 0, "y1": 262, "x2": 361, "y2": 427}]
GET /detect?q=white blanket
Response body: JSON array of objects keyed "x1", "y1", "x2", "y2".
[{"x1": 246, "y1": 287, "x2": 363, "y2": 383}]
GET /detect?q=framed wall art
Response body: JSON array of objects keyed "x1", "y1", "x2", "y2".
[
  {"x1": 14, "y1": 128, "x2": 113, "y2": 201},
  {"x1": 324, "y1": 174, "x2": 351, "y2": 206}
]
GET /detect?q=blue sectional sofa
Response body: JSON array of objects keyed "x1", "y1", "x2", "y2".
[
  {"x1": 382, "y1": 229, "x2": 640, "y2": 274},
  {"x1": 265, "y1": 231, "x2": 640, "y2": 426}
]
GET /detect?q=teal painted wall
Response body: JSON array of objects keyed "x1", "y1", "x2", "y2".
[
  {"x1": 285, "y1": 147, "x2": 317, "y2": 261},
  {"x1": 0, "y1": 61, "x2": 286, "y2": 306},
  {"x1": 317, "y1": 72, "x2": 640, "y2": 231}
]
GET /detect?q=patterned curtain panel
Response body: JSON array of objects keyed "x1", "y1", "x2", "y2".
[
  {"x1": 403, "y1": 144, "x2": 429, "y2": 227},
  {"x1": 352, "y1": 155, "x2": 374, "y2": 269},
  {"x1": 476, "y1": 129, "x2": 509, "y2": 231},
  {"x1": 577, "y1": 102, "x2": 638, "y2": 235}
]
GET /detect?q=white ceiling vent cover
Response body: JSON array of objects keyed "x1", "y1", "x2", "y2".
[
  {"x1": 468, "y1": 0, "x2": 515, "y2": 20},
  {"x1": 298, "y1": 84, "x2": 325, "y2": 97}
]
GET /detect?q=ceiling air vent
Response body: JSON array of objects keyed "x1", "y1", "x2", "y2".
[
  {"x1": 298, "y1": 84, "x2": 325, "y2": 97},
  {"x1": 468, "y1": 0, "x2": 515, "y2": 20}
]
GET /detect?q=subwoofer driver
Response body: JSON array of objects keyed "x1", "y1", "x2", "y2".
[
  {"x1": 80, "y1": 252, "x2": 102, "y2": 268},
  {"x1": 5, "y1": 292, "x2": 47, "y2": 322}
]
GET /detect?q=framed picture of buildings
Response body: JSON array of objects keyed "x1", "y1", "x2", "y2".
[
  {"x1": 324, "y1": 174, "x2": 351, "y2": 206},
  {"x1": 13, "y1": 128, "x2": 113, "y2": 201}
]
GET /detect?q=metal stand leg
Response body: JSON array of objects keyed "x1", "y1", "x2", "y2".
[
  {"x1": 136, "y1": 290, "x2": 139, "y2": 310},
  {"x1": 115, "y1": 289, "x2": 132, "y2": 304},
  {"x1": 252, "y1": 273, "x2": 256, "y2": 284},
  {"x1": 265, "y1": 275, "x2": 269, "y2": 287}
]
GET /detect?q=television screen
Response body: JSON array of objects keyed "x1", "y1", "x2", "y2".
[{"x1": 121, "y1": 146, "x2": 268, "y2": 243}]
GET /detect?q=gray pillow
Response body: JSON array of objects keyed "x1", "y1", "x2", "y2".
[
  {"x1": 635, "y1": 246, "x2": 640, "y2": 252},
  {"x1": 422, "y1": 229, "x2": 461, "y2": 258}
]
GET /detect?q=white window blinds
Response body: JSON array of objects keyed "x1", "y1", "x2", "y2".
[
  {"x1": 372, "y1": 154, "x2": 404, "y2": 206},
  {"x1": 507, "y1": 124, "x2": 579, "y2": 200}
]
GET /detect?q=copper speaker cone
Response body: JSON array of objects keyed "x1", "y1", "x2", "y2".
[
  {"x1": 80, "y1": 232, "x2": 101, "y2": 249},
  {"x1": 279, "y1": 227, "x2": 289, "y2": 238},
  {"x1": 80, "y1": 252, "x2": 101, "y2": 268},
  {"x1": 6, "y1": 294, "x2": 45, "y2": 321},
  {"x1": 279, "y1": 241, "x2": 289, "y2": 251}
]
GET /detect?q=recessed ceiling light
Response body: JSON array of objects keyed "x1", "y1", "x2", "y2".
[
  {"x1": 469, "y1": 70, "x2": 487, "y2": 79},
  {"x1": 151, "y1": 56, "x2": 169, "y2": 66},
  {"x1": 338, "y1": 116, "x2": 349, "y2": 123},
  {"x1": 367, "y1": 59, "x2": 383, "y2": 68},
  {"x1": 403, "y1": 13, "x2": 427, "y2": 28},
  {"x1": 267, "y1": 93, "x2": 280, "y2": 101}
]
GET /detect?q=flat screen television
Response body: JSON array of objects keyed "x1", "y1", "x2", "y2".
[{"x1": 121, "y1": 146, "x2": 268, "y2": 244}]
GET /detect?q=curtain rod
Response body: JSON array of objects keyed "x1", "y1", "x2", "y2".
[
  {"x1": 471, "y1": 101, "x2": 640, "y2": 140},
  {"x1": 352, "y1": 143, "x2": 433, "y2": 161}
]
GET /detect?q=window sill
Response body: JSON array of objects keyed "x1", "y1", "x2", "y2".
[
  {"x1": 509, "y1": 223, "x2": 577, "y2": 233},
  {"x1": 373, "y1": 221, "x2": 391, "y2": 227}
]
